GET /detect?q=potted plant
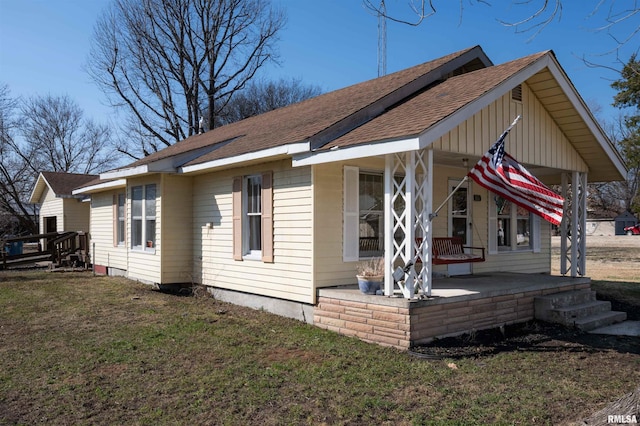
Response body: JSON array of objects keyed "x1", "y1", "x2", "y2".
[{"x1": 356, "y1": 257, "x2": 385, "y2": 295}]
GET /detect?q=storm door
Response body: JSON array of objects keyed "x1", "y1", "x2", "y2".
[{"x1": 447, "y1": 179, "x2": 471, "y2": 275}]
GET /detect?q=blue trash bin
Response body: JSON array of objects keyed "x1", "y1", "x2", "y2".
[{"x1": 7, "y1": 241, "x2": 23, "y2": 255}]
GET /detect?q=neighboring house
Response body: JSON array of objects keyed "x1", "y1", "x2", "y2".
[
  {"x1": 74, "y1": 46, "x2": 627, "y2": 348},
  {"x1": 29, "y1": 171, "x2": 98, "y2": 234}
]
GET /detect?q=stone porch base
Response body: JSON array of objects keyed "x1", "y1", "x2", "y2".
[{"x1": 315, "y1": 273, "x2": 592, "y2": 350}]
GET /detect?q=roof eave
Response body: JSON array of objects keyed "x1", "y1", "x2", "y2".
[
  {"x1": 293, "y1": 137, "x2": 420, "y2": 166},
  {"x1": 543, "y1": 55, "x2": 627, "y2": 181},
  {"x1": 28, "y1": 173, "x2": 47, "y2": 204},
  {"x1": 72, "y1": 178, "x2": 127, "y2": 195},
  {"x1": 180, "y1": 141, "x2": 310, "y2": 174}
]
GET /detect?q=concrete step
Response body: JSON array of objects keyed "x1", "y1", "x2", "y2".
[
  {"x1": 548, "y1": 300, "x2": 612, "y2": 325},
  {"x1": 534, "y1": 289, "x2": 595, "y2": 310},
  {"x1": 534, "y1": 289, "x2": 596, "y2": 322},
  {"x1": 572, "y1": 310, "x2": 628, "y2": 331}
]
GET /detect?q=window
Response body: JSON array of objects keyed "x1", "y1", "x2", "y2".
[
  {"x1": 359, "y1": 172, "x2": 384, "y2": 258},
  {"x1": 116, "y1": 193, "x2": 125, "y2": 246},
  {"x1": 491, "y1": 196, "x2": 539, "y2": 252},
  {"x1": 245, "y1": 175, "x2": 262, "y2": 255},
  {"x1": 131, "y1": 184, "x2": 156, "y2": 251},
  {"x1": 232, "y1": 172, "x2": 273, "y2": 262},
  {"x1": 343, "y1": 167, "x2": 384, "y2": 261}
]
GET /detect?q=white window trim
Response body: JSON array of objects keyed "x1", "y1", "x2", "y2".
[
  {"x1": 131, "y1": 184, "x2": 156, "y2": 253},
  {"x1": 343, "y1": 166, "x2": 360, "y2": 262},
  {"x1": 242, "y1": 175, "x2": 262, "y2": 260},
  {"x1": 488, "y1": 196, "x2": 540, "y2": 254},
  {"x1": 343, "y1": 166, "x2": 386, "y2": 261},
  {"x1": 116, "y1": 192, "x2": 126, "y2": 246}
]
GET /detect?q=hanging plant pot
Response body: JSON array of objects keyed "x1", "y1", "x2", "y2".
[{"x1": 356, "y1": 275, "x2": 383, "y2": 295}]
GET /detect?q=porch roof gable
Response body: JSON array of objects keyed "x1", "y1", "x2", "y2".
[{"x1": 294, "y1": 52, "x2": 626, "y2": 183}]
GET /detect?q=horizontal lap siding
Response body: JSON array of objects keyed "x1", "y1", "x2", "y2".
[
  {"x1": 39, "y1": 188, "x2": 63, "y2": 232},
  {"x1": 193, "y1": 162, "x2": 314, "y2": 304},
  {"x1": 89, "y1": 190, "x2": 127, "y2": 270},
  {"x1": 475, "y1": 220, "x2": 551, "y2": 274},
  {"x1": 63, "y1": 198, "x2": 90, "y2": 232},
  {"x1": 160, "y1": 175, "x2": 193, "y2": 283},
  {"x1": 313, "y1": 158, "x2": 385, "y2": 288}
]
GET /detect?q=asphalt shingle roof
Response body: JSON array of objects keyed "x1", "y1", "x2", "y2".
[
  {"x1": 322, "y1": 51, "x2": 548, "y2": 150},
  {"x1": 41, "y1": 172, "x2": 99, "y2": 196},
  {"x1": 119, "y1": 46, "x2": 483, "y2": 170}
]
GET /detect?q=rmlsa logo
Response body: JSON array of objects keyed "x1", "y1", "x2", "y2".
[{"x1": 608, "y1": 415, "x2": 638, "y2": 424}]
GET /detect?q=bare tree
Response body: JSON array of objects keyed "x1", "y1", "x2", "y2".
[
  {"x1": 216, "y1": 77, "x2": 322, "y2": 126},
  {"x1": 18, "y1": 95, "x2": 113, "y2": 174},
  {"x1": 0, "y1": 87, "x2": 115, "y2": 236},
  {"x1": 87, "y1": 0, "x2": 286, "y2": 159},
  {"x1": 363, "y1": 1, "x2": 639, "y2": 64},
  {"x1": 0, "y1": 85, "x2": 38, "y2": 235}
]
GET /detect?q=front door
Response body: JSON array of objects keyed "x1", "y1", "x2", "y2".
[{"x1": 448, "y1": 179, "x2": 471, "y2": 276}]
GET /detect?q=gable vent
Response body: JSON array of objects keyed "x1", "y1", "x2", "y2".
[{"x1": 512, "y1": 84, "x2": 523, "y2": 102}]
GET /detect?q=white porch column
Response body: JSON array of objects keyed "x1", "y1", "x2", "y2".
[
  {"x1": 560, "y1": 171, "x2": 587, "y2": 277},
  {"x1": 384, "y1": 149, "x2": 432, "y2": 298},
  {"x1": 384, "y1": 154, "x2": 393, "y2": 296},
  {"x1": 560, "y1": 173, "x2": 569, "y2": 275}
]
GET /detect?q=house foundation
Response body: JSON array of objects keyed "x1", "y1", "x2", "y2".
[{"x1": 210, "y1": 287, "x2": 315, "y2": 324}]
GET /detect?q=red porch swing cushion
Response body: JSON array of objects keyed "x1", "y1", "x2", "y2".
[{"x1": 432, "y1": 237, "x2": 485, "y2": 265}]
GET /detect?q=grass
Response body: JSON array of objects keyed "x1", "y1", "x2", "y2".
[{"x1": 1, "y1": 265, "x2": 639, "y2": 425}]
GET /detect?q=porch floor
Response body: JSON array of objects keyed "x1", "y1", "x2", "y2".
[{"x1": 317, "y1": 272, "x2": 591, "y2": 308}]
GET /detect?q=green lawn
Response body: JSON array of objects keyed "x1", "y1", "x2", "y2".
[{"x1": 1, "y1": 271, "x2": 638, "y2": 425}]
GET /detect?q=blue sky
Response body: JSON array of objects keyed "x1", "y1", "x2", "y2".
[{"x1": 1, "y1": 0, "x2": 637, "y2": 127}]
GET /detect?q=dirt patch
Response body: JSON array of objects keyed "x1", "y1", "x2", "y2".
[{"x1": 409, "y1": 320, "x2": 640, "y2": 359}]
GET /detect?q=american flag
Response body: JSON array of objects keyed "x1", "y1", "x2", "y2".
[{"x1": 468, "y1": 116, "x2": 564, "y2": 225}]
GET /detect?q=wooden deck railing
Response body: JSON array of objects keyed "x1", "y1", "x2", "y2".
[{"x1": 1, "y1": 232, "x2": 90, "y2": 270}]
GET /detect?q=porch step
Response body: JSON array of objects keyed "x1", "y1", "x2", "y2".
[
  {"x1": 534, "y1": 289, "x2": 627, "y2": 332},
  {"x1": 548, "y1": 300, "x2": 612, "y2": 324},
  {"x1": 573, "y1": 311, "x2": 627, "y2": 331}
]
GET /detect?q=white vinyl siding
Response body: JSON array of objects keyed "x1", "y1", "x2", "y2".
[
  {"x1": 193, "y1": 162, "x2": 313, "y2": 304},
  {"x1": 431, "y1": 85, "x2": 588, "y2": 175},
  {"x1": 89, "y1": 190, "x2": 128, "y2": 270},
  {"x1": 313, "y1": 158, "x2": 386, "y2": 289},
  {"x1": 38, "y1": 187, "x2": 90, "y2": 235},
  {"x1": 38, "y1": 187, "x2": 63, "y2": 234},
  {"x1": 62, "y1": 199, "x2": 90, "y2": 233},
  {"x1": 159, "y1": 174, "x2": 193, "y2": 283}
]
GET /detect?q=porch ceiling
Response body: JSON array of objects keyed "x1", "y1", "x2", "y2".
[{"x1": 525, "y1": 68, "x2": 626, "y2": 183}]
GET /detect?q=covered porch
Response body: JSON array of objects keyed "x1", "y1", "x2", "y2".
[
  {"x1": 315, "y1": 272, "x2": 591, "y2": 350},
  {"x1": 378, "y1": 148, "x2": 589, "y2": 300}
]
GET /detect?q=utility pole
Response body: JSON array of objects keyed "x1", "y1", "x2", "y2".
[{"x1": 377, "y1": 0, "x2": 387, "y2": 77}]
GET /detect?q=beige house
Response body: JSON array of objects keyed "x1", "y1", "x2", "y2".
[
  {"x1": 75, "y1": 46, "x2": 626, "y2": 348},
  {"x1": 29, "y1": 171, "x2": 97, "y2": 234}
]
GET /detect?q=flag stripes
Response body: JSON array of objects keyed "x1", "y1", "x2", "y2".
[{"x1": 468, "y1": 119, "x2": 564, "y2": 225}]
